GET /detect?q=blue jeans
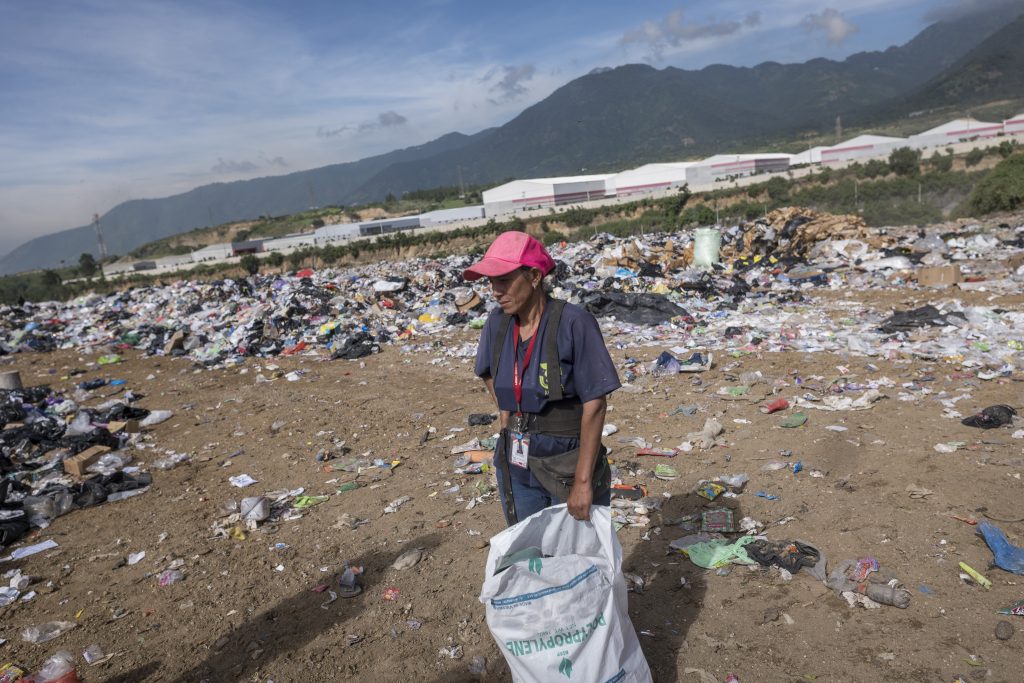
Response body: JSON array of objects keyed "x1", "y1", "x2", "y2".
[{"x1": 495, "y1": 453, "x2": 611, "y2": 526}]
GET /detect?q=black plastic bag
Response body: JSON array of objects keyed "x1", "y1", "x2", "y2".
[
  {"x1": 878, "y1": 305, "x2": 967, "y2": 334},
  {"x1": 962, "y1": 404, "x2": 1017, "y2": 429},
  {"x1": 582, "y1": 292, "x2": 689, "y2": 325}
]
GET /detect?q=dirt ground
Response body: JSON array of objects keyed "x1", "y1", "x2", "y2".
[{"x1": 1, "y1": 284, "x2": 1022, "y2": 683}]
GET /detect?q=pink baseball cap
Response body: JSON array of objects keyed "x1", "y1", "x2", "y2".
[{"x1": 463, "y1": 231, "x2": 556, "y2": 282}]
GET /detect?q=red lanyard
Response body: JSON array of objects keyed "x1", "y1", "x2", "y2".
[{"x1": 512, "y1": 319, "x2": 539, "y2": 415}]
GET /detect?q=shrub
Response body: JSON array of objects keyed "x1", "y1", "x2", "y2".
[
  {"x1": 862, "y1": 159, "x2": 889, "y2": 179},
  {"x1": 239, "y1": 254, "x2": 259, "y2": 275},
  {"x1": 888, "y1": 147, "x2": 921, "y2": 177},
  {"x1": 964, "y1": 154, "x2": 1024, "y2": 215},
  {"x1": 965, "y1": 148, "x2": 985, "y2": 167},
  {"x1": 928, "y1": 153, "x2": 953, "y2": 173}
]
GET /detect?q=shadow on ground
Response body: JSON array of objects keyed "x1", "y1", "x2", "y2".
[
  {"x1": 163, "y1": 531, "x2": 444, "y2": 683},
  {"x1": 622, "y1": 491, "x2": 741, "y2": 683}
]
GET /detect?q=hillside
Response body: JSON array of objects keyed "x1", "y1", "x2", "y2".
[
  {"x1": 897, "y1": 13, "x2": 1024, "y2": 114},
  {"x1": 0, "y1": 130, "x2": 492, "y2": 274},
  {"x1": 3, "y1": 0, "x2": 1023, "y2": 275}
]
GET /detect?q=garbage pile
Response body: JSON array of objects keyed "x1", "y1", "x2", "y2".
[
  {"x1": 725, "y1": 206, "x2": 892, "y2": 263},
  {"x1": 0, "y1": 209, "x2": 1020, "y2": 377},
  {"x1": 0, "y1": 382, "x2": 170, "y2": 547}
]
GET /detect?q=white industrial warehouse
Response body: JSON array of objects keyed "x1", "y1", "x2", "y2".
[
  {"x1": 104, "y1": 114, "x2": 1024, "y2": 278},
  {"x1": 482, "y1": 175, "x2": 613, "y2": 216}
]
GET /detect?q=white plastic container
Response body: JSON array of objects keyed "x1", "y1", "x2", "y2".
[{"x1": 693, "y1": 227, "x2": 721, "y2": 268}]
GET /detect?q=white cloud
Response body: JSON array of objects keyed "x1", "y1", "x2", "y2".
[
  {"x1": 486, "y1": 65, "x2": 537, "y2": 104},
  {"x1": 800, "y1": 8, "x2": 859, "y2": 44},
  {"x1": 621, "y1": 8, "x2": 762, "y2": 61}
]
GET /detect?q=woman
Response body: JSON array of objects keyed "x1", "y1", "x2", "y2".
[{"x1": 466, "y1": 231, "x2": 620, "y2": 525}]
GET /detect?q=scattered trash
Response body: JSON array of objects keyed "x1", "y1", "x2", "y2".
[
  {"x1": 780, "y1": 412, "x2": 807, "y2": 428},
  {"x1": 962, "y1": 405, "x2": 1017, "y2": 429},
  {"x1": 392, "y1": 548, "x2": 424, "y2": 571},
  {"x1": 158, "y1": 569, "x2": 184, "y2": 586},
  {"x1": 998, "y1": 599, "x2": 1024, "y2": 616},
  {"x1": 977, "y1": 521, "x2": 1024, "y2": 575},
  {"x1": 906, "y1": 484, "x2": 934, "y2": 500},
  {"x1": 228, "y1": 474, "x2": 258, "y2": 488},
  {"x1": 21, "y1": 621, "x2": 77, "y2": 644},
  {"x1": 384, "y1": 496, "x2": 412, "y2": 514},
  {"x1": 760, "y1": 398, "x2": 789, "y2": 414},
  {"x1": 25, "y1": 650, "x2": 78, "y2": 682},
  {"x1": 959, "y1": 562, "x2": 992, "y2": 590}
]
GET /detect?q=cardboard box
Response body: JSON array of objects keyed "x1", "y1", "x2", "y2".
[
  {"x1": 163, "y1": 330, "x2": 186, "y2": 355},
  {"x1": 1006, "y1": 254, "x2": 1024, "y2": 271},
  {"x1": 107, "y1": 419, "x2": 140, "y2": 434},
  {"x1": 63, "y1": 445, "x2": 111, "y2": 477},
  {"x1": 917, "y1": 264, "x2": 962, "y2": 288}
]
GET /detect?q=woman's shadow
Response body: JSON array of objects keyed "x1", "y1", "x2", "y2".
[{"x1": 621, "y1": 490, "x2": 740, "y2": 683}]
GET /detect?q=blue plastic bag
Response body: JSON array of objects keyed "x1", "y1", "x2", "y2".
[{"x1": 977, "y1": 521, "x2": 1024, "y2": 575}]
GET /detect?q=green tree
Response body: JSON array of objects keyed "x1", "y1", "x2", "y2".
[
  {"x1": 998, "y1": 140, "x2": 1017, "y2": 159},
  {"x1": 862, "y1": 159, "x2": 889, "y2": 179},
  {"x1": 78, "y1": 253, "x2": 98, "y2": 278},
  {"x1": 239, "y1": 253, "x2": 260, "y2": 275},
  {"x1": 42, "y1": 270, "x2": 62, "y2": 287},
  {"x1": 964, "y1": 154, "x2": 1024, "y2": 215},
  {"x1": 763, "y1": 176, "x2": 790, "y2": 201},
  {"x1": 265, "y1": 251, "x2": 285, "y2": 268},
  {"x1": 965, "y1": 148, "x2": 985, "y2": 167},
  {"x1": 287, "y1": 249, "x2": 307, "y2": 269},
  {"x1": 888, "y1": 147, "x2": 921, "y2": 177},
  {"x1": 928, "y1": 152, "x2": 953, "y2": 173}
]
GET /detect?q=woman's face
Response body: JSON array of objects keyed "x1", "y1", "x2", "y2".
[{"x1": 488, "y1": 268, "x2": 541, "y2": 316}]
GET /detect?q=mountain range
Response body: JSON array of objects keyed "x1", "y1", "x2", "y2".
[{"x1": 4, "y1": 1, "x2": 1024, "y2": 275}]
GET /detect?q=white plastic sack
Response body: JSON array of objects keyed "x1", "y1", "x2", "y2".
[{"x1": 479, "y1": 505, "x2": 652, "y2": 683}]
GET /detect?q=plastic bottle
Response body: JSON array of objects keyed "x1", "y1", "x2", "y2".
[
  {"x1": 861, "y1": 583, "x2": 911, "y2": 609},
  {"x1": 21, "y1": 621, "x2": 77, "y2": 644}
]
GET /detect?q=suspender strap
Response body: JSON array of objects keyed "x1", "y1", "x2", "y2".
[
  {"x1": 489, "y1": 298, "x2": 566, "y2": 400},
  {"x1": 491, "y1": 313, "x2": 513, "y2": 381},
  {"x1": 543, "y1": 299, "x2": 566, "y2": 402},
  {"x1": 496, "y1": 429, "x2": 518, "y2": 525}
]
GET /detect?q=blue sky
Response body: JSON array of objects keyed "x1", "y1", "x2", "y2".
[{"x1": 0, "y1": 0, "x2": 987, "y2": 255}]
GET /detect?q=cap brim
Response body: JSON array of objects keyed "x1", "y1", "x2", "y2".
[{"x1": 462, "y1": 257, "x2": 520, "y2": 282}]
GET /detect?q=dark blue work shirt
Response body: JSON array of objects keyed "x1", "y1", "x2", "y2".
[{"x1": 474, "y1": 299, "x2": 620, "y2": 484}]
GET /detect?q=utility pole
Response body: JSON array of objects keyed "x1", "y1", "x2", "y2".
[
  {"x1": 307, "y1": 181, "x2": 317, "y2": 209},
  {"x1": 92, "y1": 213, "x2": 108, "y2": 259}
]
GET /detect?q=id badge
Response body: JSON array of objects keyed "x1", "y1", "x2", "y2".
[{"x1": 509, "y1": 431, "x2": 529, "y2": 468}]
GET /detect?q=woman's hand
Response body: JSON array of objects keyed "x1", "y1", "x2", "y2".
[{"x1": 566, "y1": 480, "x2": 593, "y2": 521}]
